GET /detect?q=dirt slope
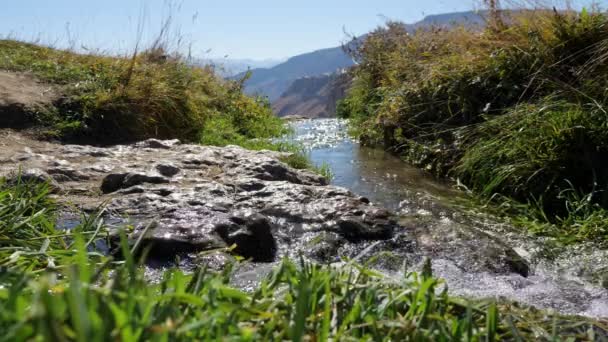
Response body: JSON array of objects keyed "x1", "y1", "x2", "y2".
[{"x1": 0, "y1": 71, "x2": 58, "y2": 127}]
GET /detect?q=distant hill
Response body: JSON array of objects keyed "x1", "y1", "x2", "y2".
[
  {"x1": 272, "y1": 71, "x2": 352, "y2": 118},
  {"x1": 240, "y1": 10, "x2": 486, "y2": 111},
  {"x1": 193, "y1": 58, "x2": 285, "y2": 77},
  {"x1": 235, "y1": 47, "x2": 354, "y2": 101},
  {"x1": 410, "y1": 10, "x2": 485, "y2": 29}
]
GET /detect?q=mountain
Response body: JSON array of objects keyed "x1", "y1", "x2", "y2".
[
  {"x1": 193, "y1": 58, "x2": 285, "y2": 77},
  {"x1": 236, "y1": 46, "x2": 354, "y2": 101},
  {"x1": 272, "y1": 71, "x2": 352, "y2": 119},
  {"x1": 410, "y1": 10, "x2": 485, "y2": 29},
  {"x1": 240, "y1": 10, "x2": 486, "y2": 114},
  {"x1": 234, "y1": 11, "x2": 485, "y2": 103}
]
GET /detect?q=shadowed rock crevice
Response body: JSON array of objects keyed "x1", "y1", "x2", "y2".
[{"x1": 101, "y1": 173, "x2": 169, "y2": 194}]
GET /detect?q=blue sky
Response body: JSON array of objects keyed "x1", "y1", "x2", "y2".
[{"x1": 0, "y1": 0, "x2": 601, "y2": 60}]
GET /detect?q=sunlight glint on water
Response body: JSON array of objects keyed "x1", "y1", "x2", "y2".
[{"x1": 289, "y1": 118, "x2": 608, "y2": 318}]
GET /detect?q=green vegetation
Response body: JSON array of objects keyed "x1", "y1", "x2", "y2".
[
  {"x1": 1, "y1": 180, "x2": 605, "y2": 341},
  {"x1": 0, "y1": 39, "x2": 284, "y2": 144},
  {"x1": 278, "y1": 149, "x2": 334, "y2": 181},
  {"x1": 0, "y1": 177, "x2": 105, "y2": 273},
  {"x1": 0, "y1": 39, "x2": 334, "y2": 177},
  {"x1": 338, "y1": 8, "x2": 608, "y2": 244}
]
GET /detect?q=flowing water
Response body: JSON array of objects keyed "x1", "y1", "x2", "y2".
[{"x1": 290, "y1": 118, "x2": 608, "y2": 318}]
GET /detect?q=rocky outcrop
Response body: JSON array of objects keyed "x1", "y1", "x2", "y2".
[
  {"x1": 0, "y1": 134, "x2": 401, "y2": 263},
  {"x1": 0, "y1": 131, "x2": 530, "y2": 279}
]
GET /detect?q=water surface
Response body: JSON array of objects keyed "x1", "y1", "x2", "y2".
[
  {"x1": 293, "y1": 119, "x2": 460, "y2": 209},
  {"x1": 290, "y1": 118, "x2": 608, "y2": 318}
]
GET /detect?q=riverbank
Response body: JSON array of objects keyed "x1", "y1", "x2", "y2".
[
  {"x1": 0, "y1": 39, "x2": 286, "y2": 145},
  {"x1": 0, "y1": 40, "x2": 334, "y2": 179},
  {"x1": 289, "y1": 119, "x2": 608, "y2": 316},
  {"x1": 338, "y1": 8, "x2": 608, "y2": 247}
]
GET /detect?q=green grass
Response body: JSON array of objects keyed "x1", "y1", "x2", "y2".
[
  {"x1": 0, "y1": 39, "x2": 283, "y2": 144},
  {"x1": 278, "y1": 151, "x2": 334, "y2": 181},
  {"x1": 456, "y1": 101, "x2": 608, "y2": 245},
  {"x1": 0, "y1": 39, "x2": 333, "y2": 178},
  {"x1": 4, "y1": 255, "x2": 607, "y2": 341},
  {"x1": 0, "y1": 178, "x2": 106, "y2": 273},
  {"x1": 338, "y1": 7, "x2": 608, "y2": 244},
  {"x1": 200, "y1": 115, "x2": 333, "y2": 180},
  {"x1": 1, "y1": 174, "x2": 606, "y2": 341}
]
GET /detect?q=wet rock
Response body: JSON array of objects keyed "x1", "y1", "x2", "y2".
[
  {"x1": 47, "y1": 167, "x2": 90, "y2": 182},
  {"x1": 1, "y1": 135, "x2": 404, "y2": 267},
  {"x1": 227, "y1": 154, "x2": 327, "y2": 186},
  {"x1": 138, "y1": 235, "x2": 226, "y2": 260},
  {"x1": 87, "y1": 150, "x2": 111, "y2": 158},
  {"x1": 214, "y1": 212, "x2": 277, "y2": 262},
  {"x1": 494, "y1": 248, "x2": 530, "y2": 278},
  {"x1": 156, "y1": 163, "x2": 180, "y2": 177},
  {"x1": 409, "y1": 219, "x2": 530, "y2": 278},
  {"x1": 235, "y1": 178, "x2": 266, "y2": 192},
  {"x1": 359, "y1": 196, "x2": 371, "y2": 204},
  {"x1": 101, "y1": 173, "x2": 128, "y2": 194},
  {"x1": 14, "y1": 168, "x2": 50, "y2": 183},
  {"x1": 136, "y1": 139, "x2": 180, "y2": 149},
  {"x1": 117, "y1": 186, "x2": 146, "y2": 195},
  {"x1": 101, "y1": 172, "x2": 169, "y2": 194},
  {"x1": 305, "y1": 232, "x2": 342, "y2": 262},
  {"x1": 3, "y1": 168, "x2": 61, "y2": 192},
  {"x1": 335, "y1": 217, "x2": 394, "y2": 242}
]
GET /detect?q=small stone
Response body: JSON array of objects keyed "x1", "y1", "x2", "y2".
[
  {"x1": 155, "y1": 163, "x2": 180, "y2": 177},
  {"x1": 101, "y1": 173, "x2": 128, "y2": 194},
  {"x1": 136, "y1": 139, "x2": 180, "y2": 149}
]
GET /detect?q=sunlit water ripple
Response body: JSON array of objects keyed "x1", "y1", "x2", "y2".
[{"x1": 288, "y1": 118, "x2": 608, "y2": 318}]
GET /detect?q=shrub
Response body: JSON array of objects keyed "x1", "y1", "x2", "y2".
[{"x1": 342, "y1": 9, "x2": 608, "y2": 146}]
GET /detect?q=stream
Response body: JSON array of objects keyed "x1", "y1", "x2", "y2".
[
  {"x1": 26, "y1": 116, "x2": 608, "y2": 319},
  {"x1": 288, "y1": 118, "x2": 608, "y2": 318}
]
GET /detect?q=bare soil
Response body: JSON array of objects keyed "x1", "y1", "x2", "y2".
[{"x1": 0, "y1": 71, "x2": 59, "y2": 127}]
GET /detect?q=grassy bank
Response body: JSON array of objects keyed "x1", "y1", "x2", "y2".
[
  {"x1": 338, "y1": 7, "x2": 608, "y2": 244},
  {"x1": 0, "y1": 39, "x2": 334, "y2": 176},
  {"x1": 0, "y1": 39, "x2": 285, "y2": 145},
  {"x1": 1, "y1": 180, "x2": 606, "y2": 341}
]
